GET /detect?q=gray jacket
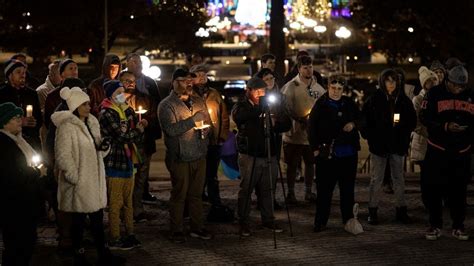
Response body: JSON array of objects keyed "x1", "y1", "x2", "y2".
[{"x1": 158, "y1": 91, "x2": 210, "y2": 162}]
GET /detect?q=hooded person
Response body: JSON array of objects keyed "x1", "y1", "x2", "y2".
[
  {"x1": 360, "y1": 68, "x2": 417, "y2": 225},
  {"x1": 0, "y1": 59, "x2": 43, "y2": 150},
  {"x1": 0, "y1": 102, "x2": 45, "y2": 266},
  {"x1": 88, "y1": 54, "x2": 122, "y2": 116},
  {"x1": 430, "y1": 60, "x2": 446, "y2": 84},
  {"x1": 99, "y1": 79, "x2": 147, "y2": 249},
  {"x1": 51, "y1": 87, "x2": 125, "y2": 265},
  {"x1": 419, "y1": 65, "x2": 473, "y2": 241}
]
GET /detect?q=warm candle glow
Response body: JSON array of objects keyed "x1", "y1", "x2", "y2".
[
  {"x1": 393, "y1": 113, "x2": 400, "y2": 123},
  {"x1": 26, "y1": 105, "x2": 33, "y2": 117}
]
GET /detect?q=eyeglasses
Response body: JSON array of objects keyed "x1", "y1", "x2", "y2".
[
  {"x1": 122, "y1": 79, "x2": 136, "y2": 84},
  {"x1": 330, "y1": 79, "x2": 346, "y2": 86}
]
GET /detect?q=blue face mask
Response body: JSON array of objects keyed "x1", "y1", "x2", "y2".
[{"x1": 115, "y1": 93, "x2": 126, "y2": 104}]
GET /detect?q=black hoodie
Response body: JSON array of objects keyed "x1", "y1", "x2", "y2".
[{"x1": 360, "y1": 69, "x2": 417, "y2": 156}]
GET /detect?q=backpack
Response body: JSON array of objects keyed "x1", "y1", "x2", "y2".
[{"x1": 207, "y1": 205, "x2": 235, "y2": 223}]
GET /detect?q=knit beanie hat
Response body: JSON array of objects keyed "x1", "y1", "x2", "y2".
[
  {"x1": 4, "y1": 59, "x2": 26, "y2": 77},
  {"x1": 246, "y1": 77, "x2": 267, "y2": 89},
  {"x1": 0, "y1": 102, "x2": 24, "y2": 129},
  {"x1": 430, "y1": 60, "x2": 446, "y2": 73},
  {"x1": 103, "y1": 80, "x2": 123, "y2": 98},
  {"x1": 418, "y1": 66, "x2": 438, "y2": 88},
  {"x1": 60, "y1": 77, "x2": 86, "y2": 90},
  {"x1": 447, "y1": 65, "x2": 468, "y2": 85},
  {"x1": 59, "y1": 59, "x2": 76, "y2": 75},
  {"x1": 60, "y1": 87, "x2": 90, "y2": 112}
]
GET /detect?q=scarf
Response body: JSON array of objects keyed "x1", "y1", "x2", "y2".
[
  {"x1": 101, "y1": 99, "x2": 142, "y2": 170},
  {"x1": 0, "y1": 129, "x2": 39, "y2": 167}
]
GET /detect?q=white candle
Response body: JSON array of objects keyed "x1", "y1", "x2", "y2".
[
  {"x1": 26, "y1": 105, "x2": 33, "y2": 117},
  {"x1": 393, "y1": 113, "x2": 400, "y2": 123},
  {"x1": 199, "y1": 120, "x2": 204, "y2": 127},
  {"x1": 138, "y1": 105, "x2": 142, "y2": 121}
]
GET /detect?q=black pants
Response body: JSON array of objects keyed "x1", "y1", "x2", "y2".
[
  {"x1": 204, "y1": 145, "x2": 222, "y2": 206},
  {"x1": 1, "y1": 217, "x2": 37, "y2": 266},
  {"x1": 71, "y1": 210, "x2": 106, "y2": 256},
  {"x1": 314, "y1": 155, "x2": 357, "y2": 226},
  {"x1": 422, "y1": 146, "x2": 470, "y2": 229}
]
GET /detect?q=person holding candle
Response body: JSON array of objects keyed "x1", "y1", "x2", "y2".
[
  {"x1": 119, "y1": 70, "x2": 160, "y2": 222},
  {"x1": 99, "y1": 80, "x2": 147, "y2": 250},
  {"x1": 0, "y1": 59, "x2": 43, "y2": 150},
  {"x1": 190, "y1": 64, "x2": 230, "y2": 207},
  {"x1": 0, "y1": 102, "x2": 45, "y2": 266},
  {"x1": 158, "y1": 68, "x2": 212, "y2": 243},
  {"x1": 360, "y1": 68, "x2": 417, "y2": 225}
]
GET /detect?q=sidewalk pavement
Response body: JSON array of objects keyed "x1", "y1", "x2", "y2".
[{"x1": 6, "y1": 171, "x2": 474, "y2": 265}]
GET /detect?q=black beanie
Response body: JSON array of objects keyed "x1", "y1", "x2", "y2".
[
  {"x1": 4, "y1": 59, "x2": 26, "y2": 77},
  {"x1": 0, "y1": 102, "x2": 24, "y2": 129},
  {"x1": 59, "y1": 59, "x2": 76, "y2": 75}
]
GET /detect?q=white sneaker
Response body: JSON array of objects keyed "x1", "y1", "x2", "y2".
[
  {"x1": 452, "y1": 229, "x2": 469, "y2": 241},
  {"x1": 425, "y1": 227, "x2": 441, "y2": 241}
]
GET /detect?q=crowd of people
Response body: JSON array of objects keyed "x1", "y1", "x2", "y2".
[{"x1": 0, "y1": 51, "x2": 472, "y2": 265}]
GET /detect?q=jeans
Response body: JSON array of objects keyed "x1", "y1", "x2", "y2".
[
  {"x1": 204, "y1": 145, "x2": 222, "y2": 206},
  {"x1": 368, "y1": 153, "x2": 406, "y2": 208},
  {"x1": 237, "y1": 154, "x2": 278, "y2": 225}
]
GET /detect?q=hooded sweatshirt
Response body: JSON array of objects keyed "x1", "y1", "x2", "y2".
[
  {"x1": 88, "y1": 54, "x2": 122, "y2": 116},
  {"x1": 360, "y1": 69, "x2": 417, "y2": 156}
]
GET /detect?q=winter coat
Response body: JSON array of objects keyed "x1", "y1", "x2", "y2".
[
  {"x1": 281, "y1": 75, "x2": 326, "y2": 145},
  {"x1": 0, "y1": 83, "x2": 43, "y2": 150},
  {"x1": 410, "y1": 89, "x2": 428, "y2": 161},
  {"x1": 52, "y1": 111, "x2": 108, "y2": 213},
  {"x1": 158, "y1": 91, "x2": 210, "y2": 162},
  {"x1": 99, "y1": 99, "x2": 143, "y2": 177},
  {"x1": 193, "y1": 84, "x2": 230, "y2": 145},
  {"x1": 420, "y1": 83, "x2": 474, "y2": 155},
  {"x1": 36, "y1": 76, "x2": 56, "y2": 114},
  {"x1": 0, "y1": 132, "x2": 42, "y2": 222},
  {"x1": 360, "y1": 70, "x2": 417, "y2": 156},
  {"x1": 232, "y1": 95, "x2": 292, "y2": 158},
  {"x1": 308, "y1": 94, "x2": 361, "y2": 154}
]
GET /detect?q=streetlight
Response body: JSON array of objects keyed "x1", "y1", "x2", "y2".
[{"x1": 335, "y1": 26, "x2": 352, "y2": 73}]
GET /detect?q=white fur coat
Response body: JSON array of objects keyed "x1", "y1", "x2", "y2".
[{"x1": 51, "y1": 111, "x2": 107, "y2": 213}]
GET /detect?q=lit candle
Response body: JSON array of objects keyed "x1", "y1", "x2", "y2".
[
  {"x1": 208, "y1": 109, "x2": 215, "y2": 124},
  {"x1": 199, "y1": 120, "x2": 204, "y2": 127},
  {"x1": 26, "y1": 105, "x2": 33, "y2": 117},
  {"x1": 393, "y1": 113, "x2": 400, "y2": 123},
  {"x1": 138, "y1": 105, "x2": 142, "y2": 121}
]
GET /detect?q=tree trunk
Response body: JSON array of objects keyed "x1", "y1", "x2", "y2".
[{"x1": 270, "y1": 0, "x2": 286, "y2": 77}]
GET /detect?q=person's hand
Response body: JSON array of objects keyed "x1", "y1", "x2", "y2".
[
  {"x1": 22, "y1": 117, "x2": 37, "y2": 128},
  {"x1": 313, "y1": 150, "x2": 320, "y2": 157},
  {"x1": 137, "y1": 123, "x2": 145, "y2": 133},
  {"x1": 35, "y1": 164, "x2": 47, "y2": 177},
  {"x1": 447, "y1": 122, "x2": 467, "y2": 133},
  {"x1": 138, "y1": 119, "x2": 148, "y2": 128},
  {"x1": 343, "y1": 122, "x2": 355, "y2": 132},
  {"x1": 193, "y1": 111, "x2": 207, "y2": 125},
  {"x1": 201, "y1": 127, "x2": 211, "y2": 137}
]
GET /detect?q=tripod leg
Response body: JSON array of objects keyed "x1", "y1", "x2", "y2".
[{"x1": 278, "y1": 161, "x2": 294, "y2": 237}]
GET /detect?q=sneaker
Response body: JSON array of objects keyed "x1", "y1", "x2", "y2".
[
  {"x1": 240, "y1": 224, "x2": 251, "y2": 237},
  {"x1": 142, "y1": 193, "x2": 158, "y2": 205},
  {"x1": 170, "y1": 232, "x2": 186, "y2": 243},
  {"x1": 124, "y1": 235, "x2": 142, "y2": 248},
  {"x1": 262, "y1": 222, "x2": 284, "y2": 233},
  {"x1": 108, "y1": 238, "x2": 134, "y2": 251},
  {"x1": 452, "y1": 229, "x2": 469, "y2": 241},
  {"x1": 190, "y1": 229, "x2": 212, "y2": 240},
  {"x1": 304, "y1": 192, "x2": 317, "y2": 202},
  {"x1": 425, "y1": 227, "x2": 441, "y2": 241}
]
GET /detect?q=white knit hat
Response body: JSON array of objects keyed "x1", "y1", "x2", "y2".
[
  {"x1": 60, "y1": 87, "x2": 90, "y2": 112},
  {"x1": 418, "y1": 66, "x2": 438, "y2": 88}
]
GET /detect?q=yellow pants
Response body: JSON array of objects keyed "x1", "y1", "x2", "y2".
[{"x1": 107, "y1": 177, "x2": 134, "y2": 240}]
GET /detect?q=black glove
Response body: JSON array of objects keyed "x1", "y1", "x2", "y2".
[{"x1": 98, "y1": 137, "x2": 111, "y2": 151}]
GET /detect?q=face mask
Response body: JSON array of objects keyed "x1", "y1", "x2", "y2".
[{"x1": 115, "y1": 93, "x2": 126, "y2": 104}]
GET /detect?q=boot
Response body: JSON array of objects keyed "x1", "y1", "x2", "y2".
[
  {"x1": 396, "y1": 206, "x2": 412, "y2": 224},
  {"x1": 368, "y1": 207, "x2": 378, "y2": 225}
]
